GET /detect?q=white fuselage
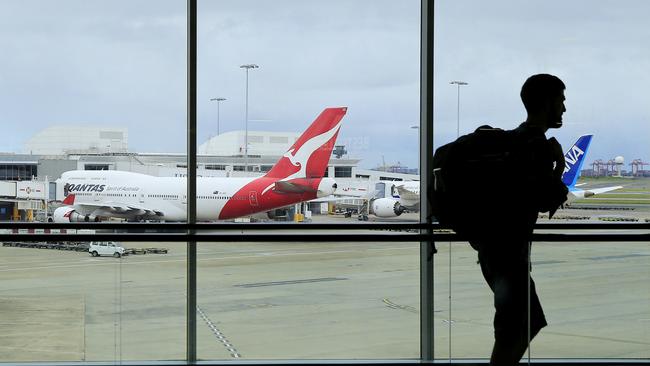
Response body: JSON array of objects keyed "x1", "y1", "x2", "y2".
[{"x1": 58, "y1": 170, "x2": 336, "y2": 222}]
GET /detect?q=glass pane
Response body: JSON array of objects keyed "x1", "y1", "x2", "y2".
[
  {"x1": 1, "y1": 0, "x2": 187, "y2": 362},
  {"x1": 197, "y1": 0, "x2": 420, "y2": 224},
  {"x1": 0, "y1": 239, "x2": 186, "y2": 362},
  {"x1": 435, "y1": 0, "x2": 650, "y2": 361},
  {"x1": 437, "y1": 239, "x2": 650, "y2": 361},
  {"x1": 434, "y1": 241, "x2": 494, "y2": 360},
  {"x1": 198, "y1": 239, "x2": 419, "y2": 359},
  {"x1": 532, "y1": 241, "x2": 650, "y2": 358}
]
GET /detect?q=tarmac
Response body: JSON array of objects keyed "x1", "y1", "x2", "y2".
[{"x1": 0, "y1": 212, "x2": 648, "y2": 362}]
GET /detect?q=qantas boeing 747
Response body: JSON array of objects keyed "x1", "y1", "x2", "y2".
[{"x1": 52, "y1": 107, "x2": 347, "y2": 222}]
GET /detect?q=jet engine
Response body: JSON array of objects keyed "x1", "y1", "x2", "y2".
[
  {"x1": 371, "y1": 198, "x2": 404, "y2": 218},
  {"x1": 52, "y1": 207, "x2": 96, "y2": 222}
]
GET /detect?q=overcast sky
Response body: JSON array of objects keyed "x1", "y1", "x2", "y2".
[{"x1": 1, "y1": 0, "x2": 648, "y2": 170}]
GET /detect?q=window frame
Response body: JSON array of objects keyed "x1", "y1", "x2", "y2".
[{"x1": 1, "y1": 0, "x2": 649, "y2": 364}]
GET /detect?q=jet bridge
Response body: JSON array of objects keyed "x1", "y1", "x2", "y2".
[{"x1": 0, "y1": 181, "x2": 48, "y2": 221}]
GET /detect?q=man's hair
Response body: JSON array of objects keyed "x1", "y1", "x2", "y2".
[{"x1": 520, "y1": 74, "x2": 565, "y2": 113}]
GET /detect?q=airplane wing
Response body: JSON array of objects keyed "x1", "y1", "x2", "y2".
[
  {"x1": 307, "y1": 195, "x2": 356, "y2": 203},
  {"x1": 585, "y1": 186, "x2": 624, "y2": 195},
  {"x1": 394, "y1": 185, "x2": 419, "y2": 202},
  {"x1": 568, "y1": 185, "x2": 623, "y2": 200}
]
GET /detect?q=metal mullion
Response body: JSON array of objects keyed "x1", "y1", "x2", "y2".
[
  {"x1": 420, "y1": 0, "x2": 435, "y2": 361},
  {"x1": 187, "y1": 0, "x2": 197, "y2": 363}
]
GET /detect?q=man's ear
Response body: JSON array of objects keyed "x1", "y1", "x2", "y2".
[{"x1": 541, "y1": 98, "x2": 553, "y2": 122}]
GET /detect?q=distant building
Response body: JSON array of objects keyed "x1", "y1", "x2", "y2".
[
  {"x1": 199, "y1": 130, "x2": 299, "y2": 156},
  {"x1": 371, "y1": 163, "x2": 418, "y2": 175},
  {"x1": 24, "y1": 126, "x2": 128, "y2": 155}
]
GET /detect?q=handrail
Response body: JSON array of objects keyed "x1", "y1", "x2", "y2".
[
  {"x1": 1, "y1": 232, "x2": 649, "y2": 243},
  {"x1": 0, "y1": 222, "x2": 648, "y2": 230}
]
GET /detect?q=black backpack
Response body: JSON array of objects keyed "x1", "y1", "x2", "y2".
[{"x1": 431, "y1": 126, "x2": 525, "y2": 236}]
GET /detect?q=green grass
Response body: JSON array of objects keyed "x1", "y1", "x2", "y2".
[
  {"x1": 592, "y1": 193, "x2": 650, "y2": 199},
  {"x1": 573, "y1": 199, "x2": 650, "y2": 205},
  {"x1": 576, "y1": 176, "x2": 650, "y2": 193}
]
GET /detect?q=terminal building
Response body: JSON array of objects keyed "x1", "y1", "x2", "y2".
[{"x1": 0, "y1": 126, "x2": 418, "y2": 221}]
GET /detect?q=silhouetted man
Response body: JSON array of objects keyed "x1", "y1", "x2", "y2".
[{"x1": 470, "y1": 74, "x2": 568, "y2": 365}]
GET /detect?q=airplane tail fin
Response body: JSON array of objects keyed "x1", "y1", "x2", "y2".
[
  {"x1": 562, "y1": 134, "x2": 592, "y2": 187},
  {"x1": 265, "y1": 107, "x2": 347, "y2": 179}
]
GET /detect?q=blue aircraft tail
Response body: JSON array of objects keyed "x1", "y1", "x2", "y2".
[{"x1": 562, "y1": 134, "x2": 592, "y2": 188}]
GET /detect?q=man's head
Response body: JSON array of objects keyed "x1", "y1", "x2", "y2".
[{"x1": 521, "y1": 74, "x2": 566, "y2": 129}]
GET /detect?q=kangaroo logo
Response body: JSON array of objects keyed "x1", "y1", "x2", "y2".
[
  {"x1": 283, "y1": 148, "x2": 300, "y2": 167},
  {"x1": 262, "y1": 121, "x2": 342, "y2": 195},
  {"x1": 284, "y1": 120, "x2": 341, "y2": 179}
]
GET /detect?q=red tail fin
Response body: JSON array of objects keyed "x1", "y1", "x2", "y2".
[
  {"x1": 62, "y1": 194, "x2": 76, "y2": 205},
  {"x1": 265, "y1": 107, "x2": 347, "y2": 179}
]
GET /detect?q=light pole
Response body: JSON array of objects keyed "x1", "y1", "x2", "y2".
[
  {"x1": 209, "y1": 97, "x2": 226, "y2": 136},
  {"x1": 240, "y1": 64, "x2": 259, "y2": 174},
  {"x1": 449, "y1": 81, "x2": 468, "y2": 138},
  {"x1": 447, "y1": 81, "x2": 467, "y2": 360}
]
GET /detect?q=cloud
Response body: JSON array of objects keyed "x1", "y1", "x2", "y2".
[{"x1": 1, "y1": 0, "x2": 648, "y2": 170}]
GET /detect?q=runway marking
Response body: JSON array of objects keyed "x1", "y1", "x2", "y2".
[
  {"x1": 544, "y1": 330, "x2": 650, "y2": 346},
  {"x1": 234, "y1": 277, "x2": 347, "y2": 288},
  {"x1": 531, "y1": 260, "x2": 565, "y2": 265},
  {"x1": 382, "y1": 298, "x2": 418, "y2": 314},
  {"x1": 196, "y1": 306, "x2": 241, "y2": 358},
  {"x1": 583, "y1": 253, "x2": 650, "y2": 261}
]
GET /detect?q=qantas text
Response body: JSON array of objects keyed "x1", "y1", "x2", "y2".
[{"x1": 66, "y1": 184, "x2": 141, "y2": 193}]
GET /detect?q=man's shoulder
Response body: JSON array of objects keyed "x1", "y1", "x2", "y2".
[
  {"x1": 511, "y1": 123, "x2": 548, "y2": 147},
  {"x1": 512, "y1": 122, "x2": 547, "y2": 138}
]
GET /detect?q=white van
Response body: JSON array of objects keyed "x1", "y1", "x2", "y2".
[{"x1": 89, "y1": 241, "x2": 125, "y2": 258}]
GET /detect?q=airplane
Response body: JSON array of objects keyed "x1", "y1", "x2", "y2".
[
  {"x1": 51, "y1": 107, "x2": 347, "y2": 222},
  {"x1": 366, "y1": 134, "x2": 622, "y2": 218},
  {"x1": 328, "y1": 180, "x2": 419, "y2": 219},
  {"x1": 369, "y1": 181, "x2": 419, "y2": 218},
  {"x1": 560, "y1": 134, "x2": 622, "y2": 201}
]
